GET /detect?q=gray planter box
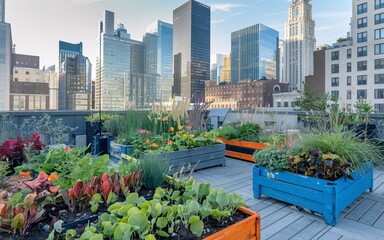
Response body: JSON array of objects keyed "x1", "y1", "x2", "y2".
[
  {"x1": 110, "y1": 140, "x2": 133, "y2": 160},
  {"x1": 141, "y1": 144, "x2": 226, "y2": 172}
]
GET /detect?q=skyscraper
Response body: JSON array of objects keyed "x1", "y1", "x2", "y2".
[
  {"x1": 146, "y1": 20, "x2": 173, "y2": 102},
  {"x1": 58, "y1": 41, "x2": 91, "y2": 110},
  {"x1": 231, "y1": 23, "x2": 279, "y2": 84},
  {"x1": 0, "y1": 0, "x2": 4, "y2": 22},
  {"x1": 283, "y1": 0, "x2": 316, "y2": 90},
  {"x1": 96, "y1": 11, "x2": 131, "y2": 110},
  {"x1": 173, "y1": 0, "x2": 210, "y2": 102},
  {"x1": 221, "y1": 55, "x2": 231, "y2": 83},
  {"x1": 0, "y1": 0, "x2": 11, "y2": 111}
]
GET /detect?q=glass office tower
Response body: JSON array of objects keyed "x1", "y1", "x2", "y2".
[
  {"x1": 173, "y1": 0, "x2": 210, "y2": 103},
  {"x1": 58, "y1": 41, "x2": 91, "y2": 110},
  {"x1": 96, "y1": 11, "x2": 131, "y2": 110},
  {"x1": 146, "y1": 20, "x2": 174, "y2": 102},
  {"x1": 0, "y1": 0, "x2": 11, "y2": 111},
  {"x1": 231, "y1": 24, "x2": 279, "y2": 84},
  {"x1": 0, "y1": 0, "x2": 4, "y2": 22}
]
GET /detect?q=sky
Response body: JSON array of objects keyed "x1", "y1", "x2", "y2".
[{"x1": 5, "y1": 0, "x2": 352, "y2": 76}]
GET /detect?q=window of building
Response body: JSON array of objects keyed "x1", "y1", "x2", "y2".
[
  {"x1": 26, "y1": 71, "x2": 29, "y2": 75},
  {"x1": 357, "y1": 61, "x2": 367, "y2": 71},
  {"x1": 331, "y1": 91, "x2": 339, "y2": 99},
  {"x1": 375, "y1": 13, "x2": 384, "y2": 24},
  {"x1": 14, "y1": 70, "x2": 18, "y2": 74},
  {"x1": 357, "y1": 89, "x2": 367, "y2": 99},
  {"x1": 331, "y1": 64, "x2": 339, "y2": 73},
  {"x1": 375, "y1": 104, "x2": 384, "y2": 113},
  {"x1": 14, "y1": 78, "x2": 18, "y2": 82},
  {"x1": 377, "y1": 0, "x2": 384, "y2": 9},
  {"x1": 376, "y1": 58, "x2": 384, "y2": 69},
  {"x1": 357, "y1": 17, "x2": 368, "y2": 28},
  {"x1": 357, "y1": 46, "x2": 368, "y2": 57},
  {"x1": 347, "y1": 48, "x2": 352, "y2": 58},
  {"x1": 331, "y1": 77, "x2": 339, "y2": 87},
  {"x1": 358, "y1": 2, "x2": 368, "y2": 14},
  {"x1": 347, "y1": 90, "x2": 352, "y2": 100},
  {"x1": 347, "y1": 76, "x2": 352, "y2": 86},
  {"x1": 357, "y1": 75, "x2": 367, "y2": 85},
  {"x1": 284, "y1": 102, "x2": 289, "y2": 107},
  {"x1": 357, "y1": 32, "x2": 368, "y2": 42},
  {"x1": 375, "y1": 89, "x2": 384, "y2": 99},
  {"x1": 331, "y1": 51, "x2": 339, "y2": 60},
  {"x1": 375, "y1": 73, "x2": 384, "y2": 84},
  {"x1": 375, "y1": 28, "x2": 384, "y2": 40},
  {"x1": 347, "y1": 62, "x2": 352, "y2": 72},
  {"x1": 375, "y1": 43, "x2": 384, "y2": 54}
]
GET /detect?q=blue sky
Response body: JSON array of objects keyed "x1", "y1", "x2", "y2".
[{"x1": 5, "y1": 0, "x2": 352, "y2": 74}]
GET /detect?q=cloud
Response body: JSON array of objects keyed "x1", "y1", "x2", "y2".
[
  {"x1": 211, "y1": 3, "x2": 244, "y2": 12},
  {"x1": 212, "y1": 19, "x2": 225, "y2": 24},
  {"x1": 70, "y1": 0, "x2": 102, "y2": 6}
]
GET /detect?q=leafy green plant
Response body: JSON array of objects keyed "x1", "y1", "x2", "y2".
[
  {"x1": 354, "y1": 100, "x2": 374, "y2": 140},
  {"x1": 218, "y1": 122, "x2": 262, "y2": 142},
  {"x1": 289, "y1": 150, "x2": 353, "y2": 180},
  {"x1": 253, "y1": 146, "x2": 290, "y2": 172},
  {"x1": 301, "y1": 126, "x2": 384, "y2": 169}
]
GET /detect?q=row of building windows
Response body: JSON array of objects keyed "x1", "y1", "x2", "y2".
[
  {"x1": 331, "y1": 74, "x2": 384, "y2": 87},
  {"x1": 358, "y1": 1, "x2": 384, "y2": 13},
  {"x1": 332, "y1": 44, "x2": 384, "y2": 62},
  {"x1": 357, "y1": 13, "x2": 384, "y2": 29},
  {"x1": 333, "y1": 89, "x2": 384, "y2": 100}
]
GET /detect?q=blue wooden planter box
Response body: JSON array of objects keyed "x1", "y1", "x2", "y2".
[
  {"x1": 110, "y1": 140, "x2": 133, "y2": 160},
  {"x1": 253, "y1": 162, "x2": 373, "y2": 226},
  {"x1": 141, "y1": 144, "x2": 226, "y2": 173}
]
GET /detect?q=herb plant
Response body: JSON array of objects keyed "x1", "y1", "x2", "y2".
[{"x1": 253, "y1": 146, "x2": 290, "y2": 172}]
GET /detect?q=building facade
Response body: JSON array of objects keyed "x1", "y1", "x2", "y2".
[
  {"x1": 0, "y1": 0, "x2": 4, "y2": 22},
  {"x1": 146, "y1": 20, "x2": 174, "y2": 102},
  {"x1": 58, "y1": 41, "x2": 91, "y2": 110},
  {"x1": 221, "y1": 55, "x2": 231, "y2": 83},
  {"x1": 44, "y1": 65, "x2": 59, "y2": 110},
  {"x1": 96, "y1": 11, "x2": 131, "y2": 110},
  {"x1": 173, "y1": 0, "x2": 210, "y2": 103},
  {"x1": 0, "y1": 0, "x2": 11, "y2": 111},
  {"x1": 284, "y1": 0, "x2": 316, "y2": 90},
  {"x1": 231, "y1": 24, "x2": 279, "y2": 84},
  {"x1": 205, "y1": 79, "x2": 289, "y2": 110},
  {"x1": 211, "y1": 54, "x2": 224, "y2": 84},
  {"x1": 325, "y1": 0, "x2": 384, "y2": 113},
  {"x1": 10, "y1": 54, "x2": 49, "y2": 111}
]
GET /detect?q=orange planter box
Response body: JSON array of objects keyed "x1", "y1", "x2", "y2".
[
  {"x1": 217, "y1": 137, "x2": 268, "y2": 162},
  {"x1": 204, "y1": 207, "x2": 261, "y2": 240}
]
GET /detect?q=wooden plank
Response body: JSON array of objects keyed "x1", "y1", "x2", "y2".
[
  {"x1": 358, "y1": 202, "x2": 384, "y2": 226},
  {"x1": 290, "y1": 221, "x2": 327, "y2": 240},
  {"x1": 225, "y1": 150, "x2": 254, "y2": 162},
  {"x1": 317, "y1": 230, "x2": 343, "y2": 240},
  {"x1": 345, "y1": 199, "x2": 376, "y2": 221},
  {"x1": 262, "y1": 212, "x2": 303, "y2": 239},
  {"x1": 268, "y1": 217, "x2": 313, "y2": 240},
  {"x1": 258, "y1": 202, "x2": 287, "y2": 218},
  {"x1": 373, "y1": 173, "x2": 384, "y2": 191},
  {"x1": 373, "y1": 211, "x2": 384, "y2": 230},
  {"x1": 332, "y1": 218, "x2": 384, "y2": 240},
  {"x1": 261, "y1": 208, "x2": 292, "y2": 229}
]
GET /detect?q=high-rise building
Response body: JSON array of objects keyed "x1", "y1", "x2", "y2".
[
  {"x1": 58, "y1": 41, "x2": 91, "y2": 110},
  {"x1": 96, "y1": 11, "x2": 131, "y2": 110},
  {"x1": 324, "y1": 0, "x2": 384, "y2": 113},
  {"x1": 210, "y1": 54, "x2": 224, "y2": 84},
  {"x1": 146, "y1": 20, "x2": 173, "y2": 102},
  {"x1": 0, "y1": 0, "x2": 4, "y2": 22},
  {"x1": 11, "y1": 54, "x2": 49, "y2": 111},
  {"x1": 0, "y1": 0, "x2": 11, "y2": 111},
  {"x1": 173, "y1": 0, "x2": 210, "y2": 103},
  {"x1": 44, "y1": 65, "x2": 59, "y2": 110},
  {"x1": 221, "y1": 55, "x2": 231, "y2": 83},
  {"x1": 231, "y1": 23, "x2": 279, "y2": 84},
  {"x1": 283, "y1": 0, "x2": 316, "y2": 90}
]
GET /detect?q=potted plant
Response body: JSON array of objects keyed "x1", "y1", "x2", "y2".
[
  {"x1": 85, "y1": 113, "x2": 114, "y2": 155},
  {"x1": 252, "y1": 126, "x2": 383, "y2": 225},
  {"x1": 216, "y1": 122, "x2": 267, "y2": 162}
]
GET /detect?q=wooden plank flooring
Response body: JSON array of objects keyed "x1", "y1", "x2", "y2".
[{"x1": 191, "y1": 158, "x2": 384, "y2": 240}]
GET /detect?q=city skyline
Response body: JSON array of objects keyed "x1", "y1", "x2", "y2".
[{"x1": 6, "y1": 0, "x2": 352, "y2": 74}]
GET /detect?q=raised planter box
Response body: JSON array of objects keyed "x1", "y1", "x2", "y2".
[
  {"x1": 253, "y1": 162, "x2": 373, "y2": 226},
  {"x1": 217, "y1": 137, "x2": 267, "y2": 162},
  {"x1": 110, "y1": 140, "x2": 133, "y2": 160},
  {"x1": 204, "y1": 207, "x2": 260, "y2": 240},
  {"x1": 141, "y1": 144, "x2": 226, "y2": 173}
]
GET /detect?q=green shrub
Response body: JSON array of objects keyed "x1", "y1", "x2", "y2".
[
  {"x1": 253, "y1": 146, "x2": 290, "y2": 172},
  {"x1": 132, "y1": 156, "x2": 169, "y2": 190}
]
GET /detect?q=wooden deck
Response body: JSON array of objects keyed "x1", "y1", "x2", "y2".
[{"x1": 191, "y1": 158, "x2": 384, "y2": 240}]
